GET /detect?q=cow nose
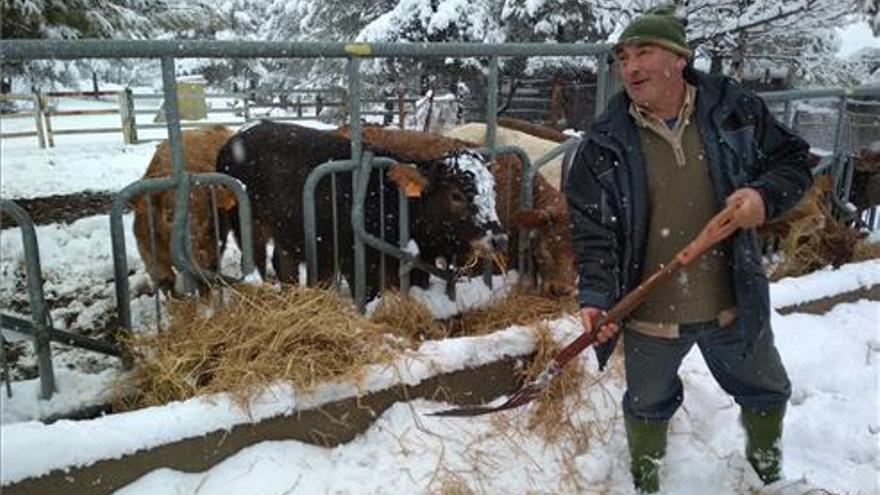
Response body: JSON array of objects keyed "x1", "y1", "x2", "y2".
[{"x1": 491, "y1": 233, "x2": 508, "y2": 252}]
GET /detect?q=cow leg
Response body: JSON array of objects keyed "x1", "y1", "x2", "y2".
[
  {"x1": 274, "y1": 246, "x2": 300, "y2": 284},
  {"x1": 250, "y1": 218, "x2": 271, "y2": 279}
]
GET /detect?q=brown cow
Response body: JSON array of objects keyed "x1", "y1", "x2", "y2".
[
  {"x1": 492, "y1": 153, "x2": 576, "y2": 297},
  {"x1": 851, "y1": 143, "x2": 880, "y2": 214},
  {"x1": 340, "y1": 125, "x2": 576, "y2": 297},
  {"x1": 132, "y1": 125, "x2": 236, "y2": 293},
  {"x1": 443, "y1": 119, "x2": 579, "y2": 190}
]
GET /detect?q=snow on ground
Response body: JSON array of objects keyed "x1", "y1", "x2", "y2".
[{"x1": 1, "y1": 99, "x2": 879, "y2": 494}]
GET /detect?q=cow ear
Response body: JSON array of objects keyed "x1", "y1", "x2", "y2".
[
  {"x1": 387, "y1": 163, "x2": 428, "y2": 198},
  {"x1": 215, "y1": 187, "x2": 238, "y2": 211},
  {"x1": 130, "y1": 194, "x2": 144, "y2": 211}
]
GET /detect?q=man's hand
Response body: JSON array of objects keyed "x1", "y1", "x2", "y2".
[
  {"x1": 579, "y1": 307, "x2": 619, "y2": 344},
  {"x1": 726, "y1": 187, "x2": 766, "y2": 229}
]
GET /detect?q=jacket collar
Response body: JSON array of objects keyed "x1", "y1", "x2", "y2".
[{"x1": 593, "y1": 68, "x2": 735, "y2": 137}]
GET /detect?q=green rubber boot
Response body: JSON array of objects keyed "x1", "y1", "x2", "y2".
[
  {"x1": 741, "y1": 405, "x2": 786, "y2": 485},
  {"x1": 625, "y1": 415, "x2": 669, "y2": 493}
]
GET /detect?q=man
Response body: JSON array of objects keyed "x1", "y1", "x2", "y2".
[{"x1": 563, "y1": 6, "x2": 812, "y2": 493}]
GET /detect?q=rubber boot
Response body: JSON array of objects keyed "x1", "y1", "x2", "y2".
[
  {"x1": 741, "y1": 404, "x2": 785, "y2": 485},
  {"x1": 625, "y1": 415, "x2": 669, "y2": 494}
]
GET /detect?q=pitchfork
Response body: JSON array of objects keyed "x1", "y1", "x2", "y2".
[{"x1": 430, "y1": 202, "x2": 742, "y2": 417}]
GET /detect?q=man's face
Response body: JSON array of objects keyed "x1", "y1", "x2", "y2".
[{"x1": 615, "y1": 42, "x2": 686, "y2": 110}]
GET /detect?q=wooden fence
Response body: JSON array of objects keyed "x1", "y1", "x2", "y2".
[{"x1": 0, "y1": 88, "x2": 423, "y2": 148}]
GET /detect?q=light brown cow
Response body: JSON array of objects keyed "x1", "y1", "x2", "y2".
[
  {"x1": 491, "y1": 153, "x2": 576, "y2": 297},
  {"x1": 442, "y1": 119, "x2": 576, "y2": 190},
  {"x1": 338, "y1": 125, "x2": 576, "y2": 297},
  {"x1": 132, "y1": 125, "x2": 236, "y2": 293}
]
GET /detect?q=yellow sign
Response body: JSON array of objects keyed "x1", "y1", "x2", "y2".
[
  {"x1": 344, "y1": 43, "x2": 372, "y2": 57},
  {"x1": 177, "y1": 81, "x2": 207, "y2": 120}
]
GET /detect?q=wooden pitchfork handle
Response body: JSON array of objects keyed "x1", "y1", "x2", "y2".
[
  {"x1": 428, "y1": 203, "x2": 741, "y2": 417},
  {"x1": 553, "y1": 201, "x2": 741, "y2": 367}
]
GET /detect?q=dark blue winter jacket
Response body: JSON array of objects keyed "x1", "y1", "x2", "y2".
[{"x1": 564, "y1": 68, "x2": 813, "y2": 369}]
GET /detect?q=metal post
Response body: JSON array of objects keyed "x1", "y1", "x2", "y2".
[
  {"x1": 483, "y1": 57, "x2": 500, "y2": 288},
  {"x1": 399, "y1": 188, "x2": 411, "y2": 294},
  {"x1": 145, "y1": 195, "x2": 162, "y2": 332},
  {"x1": 161, "y1": 56, "x2": 198, "y2": 295},
  {"x1": 0, "y1": 200, "x2": 55, "y2": 399},
  {"x1": 347, "y1": 57, "x2": 366, "y2": 309},
  {"x1": 596, "y1": 55, "x2": 609, "y2": 117},
  {"x1": 783, "y1": 100, "x2": 794, "y2": 128},
  {"x1": 398, "y1": 88, "x2": 406, "y2": 129},
  {"x1": 485, "y1": 57, "x2": 499, "y2": 158}
]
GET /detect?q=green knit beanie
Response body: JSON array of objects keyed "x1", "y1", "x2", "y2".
[{"x1": 616, "y1": 6, "x2": 691, "y2": 58}]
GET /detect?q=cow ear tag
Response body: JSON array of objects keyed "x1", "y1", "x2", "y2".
[{"x1": 387, "y1": 163, "x2": 427, "y2": 198}]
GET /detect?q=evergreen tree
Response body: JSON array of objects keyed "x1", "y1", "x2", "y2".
[{"x1": 1, "y1": 0, "x2": 220, "y2": 87}]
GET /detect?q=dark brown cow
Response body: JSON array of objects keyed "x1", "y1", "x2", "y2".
[
  {"x1": 216, "y1": 121, "x2": 506, "y2": 302},
  {"x1": 341, "y1": 125, "x2": 576, "y2": 297},
  {"x1": 132, "y1": 125, "x2": 236, "y2": 293}
]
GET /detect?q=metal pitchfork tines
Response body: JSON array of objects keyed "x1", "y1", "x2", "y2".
[{"x1": 430, "y1": 202, "x2": 742, "y2": 417}]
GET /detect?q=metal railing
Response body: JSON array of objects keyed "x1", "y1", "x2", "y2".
[{"x1": 760, "y1": 85, "x2": 880, "y2": 224}]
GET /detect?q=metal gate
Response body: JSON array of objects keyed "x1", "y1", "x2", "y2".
[{"x1": 0, "y1": 39, "x2": 613, "y2": 400}]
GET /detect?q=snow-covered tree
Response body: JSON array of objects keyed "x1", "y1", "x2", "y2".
[
  {"x1": 1, "y1": 0, "x2": 221, "y2": 88},
  {"x1": 679, "y1": 0, "x2": 853, "y2": 83},
  {"x1": 354, "y1": 0, "x2": 504, "y2": 93},
  {"x1": 860, "y1": 0, "x2": 879, "y2": 34}
]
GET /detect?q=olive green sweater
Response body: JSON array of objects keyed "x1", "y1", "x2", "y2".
[{"x1": 629, "y1": 86, "x2": 735, "y2": 324}]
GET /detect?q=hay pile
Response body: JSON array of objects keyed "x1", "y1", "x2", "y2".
[
  {"x1": 768, "y1": 211, "x2": 863, "y2": 280},
  {"x1": 370, "y1": 289, "x2": 577, "y2": 344},
  {"x1": 369, "y1": 290, "x2": 448, "y2": 343},
  {"x1": 448, "y1": 292, "x2": 578, "y2": 337},
  {"x1": 116, "y1": 284, "x2": 396, "y2": 410}
]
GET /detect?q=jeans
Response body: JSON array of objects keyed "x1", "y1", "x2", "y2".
[{"x1": 622, "y1": 318, "x2": 791, "y2": 420}]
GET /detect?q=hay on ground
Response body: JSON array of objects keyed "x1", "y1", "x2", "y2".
[
  {"x1": 852, "y1": 236, "x2": 880, "y2": 262},
  {"x1": 769, "y1": 210, "x2": 862, "y2": 280},
  {"x1": 369, "y1": 288, "x2": 577, "y2": 344},
  {"x1": 522, "y1": 323, "x2": 589, "y2": 444},
  {"x1": 115, "y1": 284, "x2": 395, "y2": 411},
  {"x1": 446, "y1": 291, "x2": 577, "y2": 337},
  {"x1": 369, "y1": 290, "x2": 447, "y2": 343}
]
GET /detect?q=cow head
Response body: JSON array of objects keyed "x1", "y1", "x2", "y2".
[
  {"x1": 515, "y1": 208, "x2": 577, "y2": 297},
  {"x1": 387, "y1": 150, "x2": 507, "y2": 265}
]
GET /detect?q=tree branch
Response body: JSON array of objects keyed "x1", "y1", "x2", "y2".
[{"x1": 691, "y1": 0, "x2": 819, "y2": 45}]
